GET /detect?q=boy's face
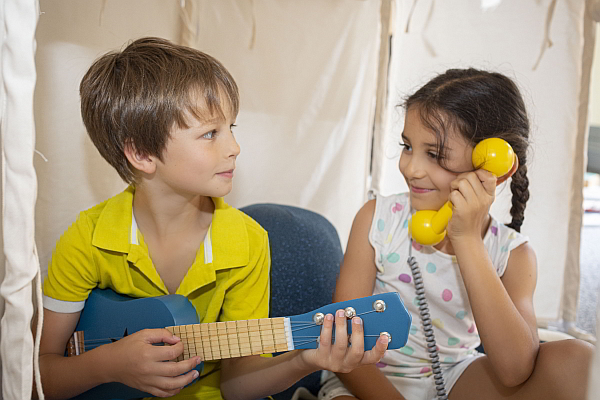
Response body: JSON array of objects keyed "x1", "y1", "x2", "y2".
[
  {"x1": 399, "y1": 108, "x2": 473, "y2": 211},
  {"x1": 151, "y1": 98, "x2": 240, "y2": 199}
]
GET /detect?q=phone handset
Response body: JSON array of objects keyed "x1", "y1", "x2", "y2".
[{"x1": 408, "y1": 138, "x2": 517, "y2": 246}]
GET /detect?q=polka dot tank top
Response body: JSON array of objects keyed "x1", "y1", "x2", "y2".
[{"x1": 369, "y1": 193, "x2": 528, "y2": 378}]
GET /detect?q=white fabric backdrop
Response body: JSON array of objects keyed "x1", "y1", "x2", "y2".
[
  {"x1": 181, "y1": 0, "x2": 382, "y2": 245},
  {"x1": 0, "y1": 1, "x2": 41, "y2": 399},
  {"x1": 34, "y1": 0, "x2": 181, "y2": 277},
  {"x1": 1, "y1": 0, "x2": 594, "y2": 396},
  {"x1": 372, "y1": 0, "x2": 594, "y2": 322}
]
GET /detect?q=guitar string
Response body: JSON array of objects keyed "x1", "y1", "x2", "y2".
[{"x1": 71, "y1": 313, "x2": 382, "y2": 352}]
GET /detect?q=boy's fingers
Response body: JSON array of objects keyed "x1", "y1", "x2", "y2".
[
  {"x1": 345, "y1": 316, "x2": 365, "y2": 365},
  {"x1": 147, "y1": 369, "x2": 199, "y2": 396},
  {"x1": 318, "y1": 313, "x2": 334, "y2": 349},
  {"x1": 361, "y1": 334, "x2": 389, "y2": 365},
  {"x1": 333, "y1": 309, "x2": 348, "y2": 356},
  {"x1": 161, "y1": 356, "x2": 202, "y2": 377},
  {"x1": 349, "y1": 317, "x2": 365, "y2": 352},
  {"x1": 141, "y1": 328, "x2": 182, "y2": 345}
]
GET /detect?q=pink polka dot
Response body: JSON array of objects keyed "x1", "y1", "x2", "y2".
[
  {"x1": 420, "y1": 367, "x2": 431, "y2": 373},
  {"x1": 442, "y1": 289, "x2": 453, "y2": 302},
  {"x1": 392, "y1": 203, "x2": 404, "y2": 213},
  {"x1": 491, "y1": 226, "x2": 498, "y2": 235},
  {"x1": 376, "y1": 362, "x2": 387, "y2": 368},
  {"x1": 398, "y1": 273, "x2": 412, "y2": 283},
  {"x1": 468, "y1": 323, "x2": 476, "y2": 334},
  {"x1": 412, "y1": 241, "x2": 422, "y2": 251}
]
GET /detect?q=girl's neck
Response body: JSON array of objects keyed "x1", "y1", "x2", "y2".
[{"x1": 432, "y1": 214, "x2": 492, "y2": 255}]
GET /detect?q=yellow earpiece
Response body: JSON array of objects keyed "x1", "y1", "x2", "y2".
[{"x1": 408, "y1": 138, "x2": 515, "y2": 246}]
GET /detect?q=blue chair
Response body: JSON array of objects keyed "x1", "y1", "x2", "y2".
[{"x1": 241, "y1": 203, "x2": 343, "y2": 400}]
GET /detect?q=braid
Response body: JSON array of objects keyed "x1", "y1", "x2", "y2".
[{"x1": 506, "y1": 165, "x2": 529, "y2": 232}]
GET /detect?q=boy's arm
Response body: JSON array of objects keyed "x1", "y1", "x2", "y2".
[
  {"x1": 219, "y1": 310, "x2": 388, "y2": 400},
  {"x1": 39, "y1": 308, "x2": 200, "y2": 400}
]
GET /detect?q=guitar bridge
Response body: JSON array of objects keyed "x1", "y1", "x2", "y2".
[{"x1": 67, "y1": 331, "x2": 85, "y2": 356}]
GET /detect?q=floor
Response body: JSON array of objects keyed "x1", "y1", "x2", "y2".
[{"x1": 576, "y1": 182, "x2": 600, "y2": 336}]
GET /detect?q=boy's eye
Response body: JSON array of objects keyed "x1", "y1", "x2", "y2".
[
  {"x1": 202, "y1": 130, "x2": 217, "y2": 139},
  {"x1": 399, "y1": 142, "x2": 412, "y2": 152}
]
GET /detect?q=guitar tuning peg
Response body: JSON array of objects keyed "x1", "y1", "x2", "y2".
[
  {"x1": 380, "y1": 331, "x2": 392, "y2": 343},
  {"x1": 373, "y1": 299, "x2": 386, "y2": 312},
  {"x1": 344, "y1": 307, "x2": 356, "y2": 318},
  {"x1": 313, "y1": 312, "x2": 325, "y2": 325}
]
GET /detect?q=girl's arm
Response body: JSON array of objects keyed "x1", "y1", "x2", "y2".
[
  {"x1": 39, "y1": 309, "x2": 200, "y2": 399},
  {"x1": 219, "y1": 305, "x2": 388, "y2": 400},
  {"x1": 221, "y1": 200, "x2": 399, "y2": 400},
  {"x1": 334, "y1": 200, "x2": 407, "y2": 400},
  {"x1": 448, "y1": 170, "x2": 539, "y2": 387}
]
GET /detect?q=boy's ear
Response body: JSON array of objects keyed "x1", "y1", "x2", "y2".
[
  {"x1": 124, "y1": 142, "x2": 156, "y2": 175},
  {"x1": 496, "y1": 153, "x2": 519, "y2": 185}
]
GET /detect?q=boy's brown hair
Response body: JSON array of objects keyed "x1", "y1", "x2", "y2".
[{"x1": 80, "y1": 37, "x2": 239, "y2": 183}]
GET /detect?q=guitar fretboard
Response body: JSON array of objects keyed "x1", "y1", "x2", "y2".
[{"x1": 166, "y1": 317, "x2": 293, "y2": 361}]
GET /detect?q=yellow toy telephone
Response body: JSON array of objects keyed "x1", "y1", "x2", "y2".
[{"x1": 408, "y1": 138, "x2": 517, "y2": 246}]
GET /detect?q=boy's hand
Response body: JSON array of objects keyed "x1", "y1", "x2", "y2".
[
  {"x1": 299, "y1": 309, "x2": 388, "y2": 373},
  {"x1": 106, "y1": 328, "x2": 202, "y2": 397}
]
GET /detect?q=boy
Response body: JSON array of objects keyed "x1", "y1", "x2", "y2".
[{"x1": 39, "y1": 37, "x2": 388, "y2": 400}]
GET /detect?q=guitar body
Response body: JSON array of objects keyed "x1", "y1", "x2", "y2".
[
  {"x1": 68, "y1": 289, "x2": 411, "y2": 400},
  {"x1": 69, "y1": 289, "x2": 202, "y2": 400}
]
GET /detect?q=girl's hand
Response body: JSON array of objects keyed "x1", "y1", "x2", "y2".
[
  {"x1": 298, "y1": 309, "x2": 389, "y2": 373},
  {"x1": 447, "y1": 169, "x2": 497, "y2": 241},
  {"x1": 105, "y1": 328, "x2": 202, "y2": 398}
]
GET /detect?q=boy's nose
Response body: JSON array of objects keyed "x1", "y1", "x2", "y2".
[{"x1": 227, "y1": 131, "x2": 241, "y2": 158}]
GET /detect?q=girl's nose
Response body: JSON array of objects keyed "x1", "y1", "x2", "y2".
[{"x1": 402, "y1": 154, "x2": 426, "y2": 179}]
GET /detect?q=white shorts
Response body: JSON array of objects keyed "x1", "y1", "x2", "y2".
[{"x1": 318, "y1": 354, "x2": 483, "y2": 400}]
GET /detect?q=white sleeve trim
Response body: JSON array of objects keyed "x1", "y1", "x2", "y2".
[{"x1": 42, "y1": 295, "x2": 85, "y2": 313}]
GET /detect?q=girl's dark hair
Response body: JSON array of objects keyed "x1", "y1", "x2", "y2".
[
  {"x1": 80, "y1": 37, "x2": 239, "y2": 183},
  {"x1": 403, "y1": 68, "x2": 530, "y2": 232}
]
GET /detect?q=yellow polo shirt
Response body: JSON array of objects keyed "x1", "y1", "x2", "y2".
[{"x1": 43, "y1": 186, "x2": 271, "y2": 399}]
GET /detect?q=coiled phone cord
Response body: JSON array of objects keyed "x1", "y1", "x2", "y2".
[{"x1": 408, "y1": 241, "x2": 448, "y2": 400}]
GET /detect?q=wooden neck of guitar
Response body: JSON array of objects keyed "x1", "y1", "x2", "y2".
[{"x1": 166, "y1": 317, "x2": 293, "y2": 361}]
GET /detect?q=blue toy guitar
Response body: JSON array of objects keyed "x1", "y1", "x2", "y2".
[{"x1": 66, "y1": 289, "x2": 411, "y2": 400}]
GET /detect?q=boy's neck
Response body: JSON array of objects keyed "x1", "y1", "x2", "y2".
[{"x1": 131, "y1": 184, "x2": 215, "y2": 240}]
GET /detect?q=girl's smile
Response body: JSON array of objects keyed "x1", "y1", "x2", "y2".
[{"x1": 399, "y1": 107, "x2": 474, "y2": 211}]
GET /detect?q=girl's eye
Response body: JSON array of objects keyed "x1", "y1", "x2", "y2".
[
  {"x1": 202, "y1": 130, "x2": 217, "y2": 139},
  {"x1": 399, "y1": 142, "x2": 412, "y2": 151},
  {"x1": 427, "y1": 151, "x2": 439, "y2": 159}
]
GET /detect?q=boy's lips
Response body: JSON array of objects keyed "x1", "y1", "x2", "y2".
[{"x1": 217, "y1": 169, "x2": 235, "y2": 178}]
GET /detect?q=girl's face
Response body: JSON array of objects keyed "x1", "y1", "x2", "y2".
[{"x1": 399, "y1": 107, "x2": 474, "y2": 211}]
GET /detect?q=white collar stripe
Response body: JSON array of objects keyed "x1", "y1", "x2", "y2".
[
  {"x1": 130, "y1": 210, "x2": 139, "y2": 245},
  {"x1": 204, "y1": 225, "x2": 213, "y2": 264}
]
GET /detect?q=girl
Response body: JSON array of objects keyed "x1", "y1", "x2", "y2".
[{"x1": 319, "y1": 68, "x2": 593, "y2": 400}]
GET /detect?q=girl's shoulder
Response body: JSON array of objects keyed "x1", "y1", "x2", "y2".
[
  {"x1": 371, "y1": 192, "x2": 411, "y2": 221},
  {"x1": 484, "y1": 216, "x2": 529, "y2": 277},
  {"x1": 368, "y1": 192, "x2": 411, "y2": 252}
]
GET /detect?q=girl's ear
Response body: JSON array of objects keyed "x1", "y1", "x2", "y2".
[
  {"x1": 496, "y1": 153, "x2": 519, "y2": 185},
  {"x1": 124, "y1": 142, "x2": 156, "y2": 175}
]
